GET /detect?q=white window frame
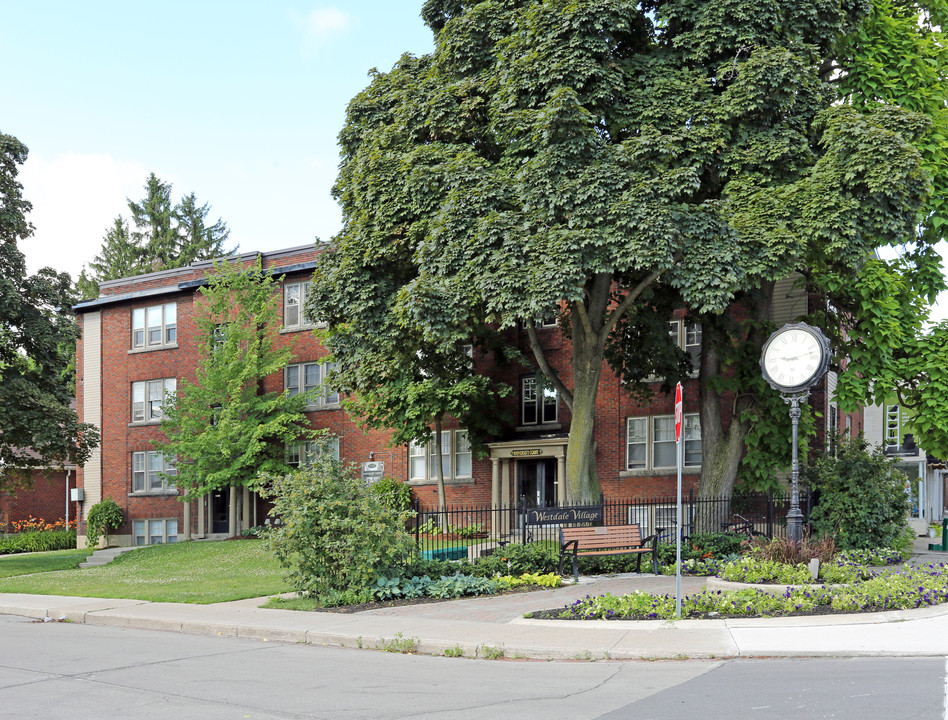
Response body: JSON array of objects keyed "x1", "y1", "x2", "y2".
[
  {"x1": 285, "y1": 437, "x2": 340, "y2": 467},
  {"x1": 885, "y1": 404, "x2": 901, "y2": 453},
  {"x1": 284, "y1": 280, "x2": 314, "y2": 330},
  {"x1": 409, "y1": 430, "x2": 472, "y2": 481},
  {"x1": 132, "y1": 303, "x2": 177, "y2": 350},
  {"x1": 131, "y1": 378, "x2": 176, "y2": 422},
  {"x1": 521, "y1": 375, "x2": 558, "y2": 426},
  {"x1": 625, "y1": 413, "x2": 702, "y2": 470},
  {"x1": 133, "y1": 518, "x2": 179, "y2": 546},
  {"x1": 132, "y1": 451, "x2": 177, "y2": 493},
  {"x1": 285, "y1": 361, "x2": 339, "y2": 406},
  {"x1": 626, "y1": 417, "x2": 647, "y2": 469}
]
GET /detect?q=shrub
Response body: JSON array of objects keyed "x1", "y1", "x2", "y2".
[
  {"x1": 0, "y1": 529, "x2": 77, "y2": 555},
  {"x1": 261, "y1": 456, "x2": 414, "y2": 598},
  {"x1": 427, "y1": 573, "x2": 499, "y2": 598},
  {"x1": 471, "y1": 542, "x2": 560, "y2": 576},
  {"x1": 85, "y1": 498, "x2": 124, "y2": 549},
  {"x1": 370, "y1": 476, "x2": 413, "y2": 513},
  {"x1": 804, "y1": 435, "x2": 909, "y2": 550},
  {"x1": 747, "y1": 534, "x2": 836, "y2": 565}
]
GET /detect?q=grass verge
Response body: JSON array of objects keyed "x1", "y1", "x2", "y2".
[
  {"x1": 0, "y1": 549, "x2": 93, "y2": 578},
  {"x1": 0, "y1": 540, "x2": 291, "y2": 604}
]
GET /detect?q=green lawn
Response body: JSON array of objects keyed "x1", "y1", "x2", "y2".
[
  {"x1": 0, "y1": 549, "x2": 93, "y2": 578},
  {"x1": 0, "y1": 540, "x2": 291, "y2": 604}
]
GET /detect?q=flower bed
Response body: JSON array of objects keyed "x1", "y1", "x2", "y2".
[{"x1": 534, "y1": 562, "x2": 948, "y2": 621}]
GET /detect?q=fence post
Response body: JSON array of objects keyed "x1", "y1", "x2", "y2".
[
  {"x1": 767, "y1": 490, "x2": 774, "y2": 539},
  {"x1": 414, "y1": 498, "x2": 420, "y2": 549},
  {"x1": 521, "y1": 496, "x2": 526, "y2": 545}
]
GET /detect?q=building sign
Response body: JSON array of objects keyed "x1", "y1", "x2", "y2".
[
  {"x1": 525, "y1": 505, "x2": 604, "y2": 526},
  {"x1": 361, "y1": 461, "x2": 385, "y2": 485},
  {"x1": 511, "y1": 449, "x2": 543, "y2": 457}
]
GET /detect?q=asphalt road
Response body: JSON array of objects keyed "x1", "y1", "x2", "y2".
[{"x1": 1, "y1": 614, "x2": 944, "y2": 720}]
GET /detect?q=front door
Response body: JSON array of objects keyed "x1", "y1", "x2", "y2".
[
  {"x1": 210, "y1": 489, "x2": 229, "y2": 534},
  {"x1": 518, "y1": 459, "x2": 557, "y2": 507}
]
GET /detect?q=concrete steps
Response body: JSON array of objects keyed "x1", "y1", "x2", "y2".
[{"x1": 79, "y1": 546, "x2": 139, "y2": 568}]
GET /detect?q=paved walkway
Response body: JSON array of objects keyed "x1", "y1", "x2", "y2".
[{"x1": 2, "y1": 538, "x2": 947, "y2": 660}]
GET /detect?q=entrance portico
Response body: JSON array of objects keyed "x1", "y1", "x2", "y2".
[{"x1": 486, "y1": 436, "x2": 568, "y2": 509}]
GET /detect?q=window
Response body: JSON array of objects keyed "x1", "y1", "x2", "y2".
[
  {"x1": 132, "y1": 303, "x2": 176, "y2": 349},
  {"x1": 885, "y1": 404, "x2": 901, "y2": 453},
  {"x1": 133, "y1": 518, "x2": 178, "y2": 546},
  {"x1": 284, "y1": 281, "x2": 312, "y2": 329},
  {"x1": 668, "y1": 319, "x2": 701, "y2": 372},
  {"x1": 626, "y1": 417, "x2": 647, "y2": 469},
  {"x1": 409, "y1": 430, "x2": 472, "y2": 481},
  {"x1": 285, "y1": 361, "x2": 339, "y2": 406},
  {"x1": 521, "y1": 375, "x2": 558, "y2": 425},
  {"x1": 131, "y1": 378, "x2": 176, "y2": 422},
  {"x1": 132, "y1": 451, "x2": 177, "y2": 492},
  {"x1": 285, "y1": 437, "x2": 340, "y2": 467},
  {"x1": 625, "y1": 414, "x2": 702, "y2": 470}
]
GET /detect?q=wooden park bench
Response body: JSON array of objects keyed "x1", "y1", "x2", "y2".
[{"x1": 558, "y1": 524, "x2": 661, "y2": 582}]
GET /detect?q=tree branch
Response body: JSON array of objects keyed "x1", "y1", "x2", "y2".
[
  {"x1": 525, "y1": 324, "x2": 574, "y2": 410},
  {"x1": 602, "y1": 266, "x2": 665, "y2": 340}
]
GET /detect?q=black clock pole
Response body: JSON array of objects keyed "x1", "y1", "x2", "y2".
[
  {"x1": 785, "y1": 392, "x2": 809, "y2": 543},
  {"x1": 760, "y1": 322, "x2": 832, "y2": 545}
]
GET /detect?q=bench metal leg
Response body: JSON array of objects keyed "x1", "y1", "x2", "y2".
[{"x1": 572, "y1": 555, "x2": 578, "y2": 583}]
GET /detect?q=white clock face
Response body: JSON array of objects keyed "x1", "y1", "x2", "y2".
[{"x1": 763, "y1": 328, "x2": 824, "y2": 390}]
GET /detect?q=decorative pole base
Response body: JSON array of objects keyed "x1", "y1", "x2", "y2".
[{"x1": 787, "y1": 507, "x2": 804, "y2": 543}]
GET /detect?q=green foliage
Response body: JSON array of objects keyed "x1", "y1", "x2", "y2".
[
  {"x1": 471, "y1": 542, "x2": 560, "y2": 576},
  {"x1": 0, "y1": 133, "x2": 100, "y2": 484},
  {"x1": 0, "y1": 530, "x2": 77, "y2": 555},
  {"x1": 426, "y1": 572, "x2": 499, "y2": 599},
  {"x1": 450, "y1": 523, "x2": 485, "y2": 538},
  {"x1": 804, "y1": 435, "x2": 909, "y2": 550},
  {"x1": 494, "y1": 572, "x2": 562, "y2": 589},
  {"x1": 557, "y1": 563, "x2": 948, "y2": 619},
  {"x1": 314, "y1": 0, "x2": 928, "y2": 504},
  {"x1": 262, "y1": 456, "x2": 414, "y2": 597},
  {"x1": 719, "y1": 556, "x2": 813, "y2": 585},
  {"x1": 369, "y1": 476, "x2": 413, "y2": 512},
  {"x1": 78, "y1": 173, "x2": 236, "y2": 299},
  {"x1": 154, "y1": 258, "x2": 314, "y2": 499},
  {"x1": 85, "y1": 498, "x2": 124, "y2": 549},
  {"x1": 378, "y1": 633, "x2": 419, "y2": 654},
  {"x1": 315, "y1": 587, "x2": 374, "y2": 608}
]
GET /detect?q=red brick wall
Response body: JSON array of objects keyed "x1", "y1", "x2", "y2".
[
  {"x1": 0, "y1": 469, "x2": 78, "y2": 531},
  {"x1": 77, "y1": 245, "x2": 846, "y2": 531}
]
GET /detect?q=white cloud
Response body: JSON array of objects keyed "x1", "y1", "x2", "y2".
[
  {"x1": 298, "y1": 7, "x2": 352, "y2": 53},
  {"x1": 18, "y1": 152, "x2": 149, "y2": 280}
]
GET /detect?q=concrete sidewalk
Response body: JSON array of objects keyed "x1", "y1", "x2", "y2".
[{"x1": 3, "y1": 565, "x2": 948, "y2": 660}]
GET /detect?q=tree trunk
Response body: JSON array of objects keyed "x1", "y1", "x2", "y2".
[
  {"x1": 526, "y1": 272, "x2": 664, "y2": 505},
  {"x1": 434, "y1": 415, "x2": 447, "y2": 520},
  {"x1": 695, "y1": 283, "x2": 775, "y2": 531},
  {"x1": 566, "y1": 335, "x2": 604, "y2": 504}
]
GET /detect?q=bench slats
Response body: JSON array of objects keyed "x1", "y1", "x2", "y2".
[{"x1": 558, "y1": 523, "x2": 660, "y2": 581}]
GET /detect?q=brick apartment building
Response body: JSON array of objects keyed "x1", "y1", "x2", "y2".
[{"x1": 73, "y1": 244, "x2": 857, "y2": 548}]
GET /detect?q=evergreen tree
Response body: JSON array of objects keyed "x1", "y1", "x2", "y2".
[
  {"x1": 127, "y1": 172, "x2": 175, "y2": 270},
  {"x1": 173, "y1": 192, "x2": 232, "y2": 266},
  {"x1": 77, "y1": 174, "x2": 237, "y2": 300}
]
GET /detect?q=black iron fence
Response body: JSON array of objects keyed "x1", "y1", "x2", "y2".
[{"x1": 411, "y1": 489, "x2": 815, "y2": 561}]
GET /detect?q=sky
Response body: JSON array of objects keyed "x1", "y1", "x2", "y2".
[
  {"x1": 5, "y1": 1, "x2": 434, "y2": 278},
  {"x1": 3, "y1": 1, "x2": 947, "y2": 322}
]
